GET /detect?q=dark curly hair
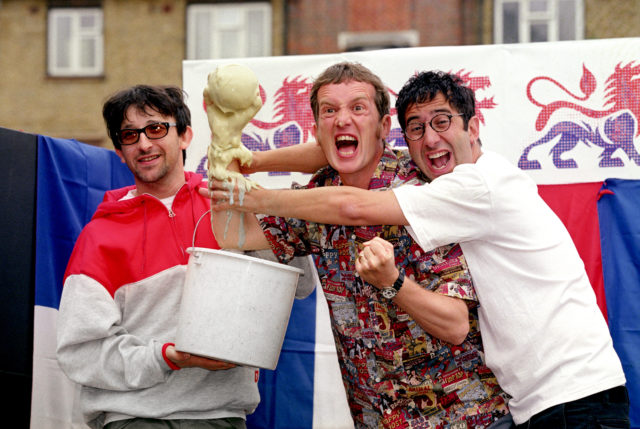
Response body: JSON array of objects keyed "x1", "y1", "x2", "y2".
[{"x1": 395, "y1": 71, "x2": 476, "y2": 132}]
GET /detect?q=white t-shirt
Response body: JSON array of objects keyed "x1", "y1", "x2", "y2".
[
  {"x1": 121, "y1": 189, "x2": 176, "y2": 212},
  {"x1": 393, "y1": 150, "x2": 626, "y2": 424}
]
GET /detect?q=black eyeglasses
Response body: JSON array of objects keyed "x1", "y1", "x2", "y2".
[
  {"x1": 117, "y1": 122, "x2": 177, "y2": 145},
  {"x1": 404, "y1": 113, "x2": 464, "y2": 141}
]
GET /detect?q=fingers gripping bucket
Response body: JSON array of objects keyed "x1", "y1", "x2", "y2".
[{"x1": 175, "y1": 213, "x2": 303, "y2": 370}]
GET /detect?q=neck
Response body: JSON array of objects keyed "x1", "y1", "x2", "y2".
[
  {"x1": 340, "y1": 172, "x2": 374, "y2": 189},
  {"x1": 472, "y1": 145, "x2": 483, "y2": 162},
  {"x1": 135, "y1": 173, "x2": 187, "y2": 199},
  {"x1": 339, "y1": 152, "x2": 384, "y2": 189}
]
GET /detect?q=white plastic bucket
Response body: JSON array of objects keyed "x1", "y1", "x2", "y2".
[{"x1": 175, "y1": 247, "x2": 304, "y2": 370}]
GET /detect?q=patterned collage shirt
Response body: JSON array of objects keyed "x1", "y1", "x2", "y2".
[{"x1": 258, "y1": 146, "x2": 510, "y2": 428}]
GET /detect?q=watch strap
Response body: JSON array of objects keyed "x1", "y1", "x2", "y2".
[
  {"x1": 392, "y1": 269, "x2": 405, "y2": 293},
  {"x1": 381, "y1": 270, "x2": 405, "y2": 300}
]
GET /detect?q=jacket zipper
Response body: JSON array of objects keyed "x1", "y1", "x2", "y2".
[{"x1": 167, "y1": 206, "x2": 186, "y2": 259}]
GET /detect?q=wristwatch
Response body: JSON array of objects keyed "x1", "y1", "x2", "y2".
[{"x1": 381, "y1": 270, "x2": 405, "y2": 300}]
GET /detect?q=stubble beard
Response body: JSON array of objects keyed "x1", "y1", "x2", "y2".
[{"x1": 134, "y1": 161, "x2": 169, "y2": 184}]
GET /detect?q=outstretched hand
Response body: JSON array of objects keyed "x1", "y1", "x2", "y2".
[
  {"x1": 237, "y1": 152, "x2": 258, "y2": 175},
  {"x1": 198, "y1": 180, "x2": 265, "y2": 213},
  {"x1": 165, "y1": 345, "x2": 236, "y2": 371},
  {"x1": 355, "y1": 237, "x2": 399, "y2": 289}
]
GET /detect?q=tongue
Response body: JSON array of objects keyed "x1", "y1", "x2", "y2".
[
  {"x1": 432, "y1": 153, "x2": 450, "y2": 169},
  {"x1": 337, "y1": 142, "x2": 357, "y2": 156}
]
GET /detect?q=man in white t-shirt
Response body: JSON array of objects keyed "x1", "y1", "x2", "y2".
[{"x1": 209, "y1": 71, "x2": 630, "y2": 428}]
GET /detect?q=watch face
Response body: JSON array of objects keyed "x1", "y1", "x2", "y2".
[{"x1": 381, "y1": 287, "x2": 397, "y2": 299}]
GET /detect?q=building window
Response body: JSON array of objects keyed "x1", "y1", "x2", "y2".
[
  {"x1": 494, "y1": 0, "x2": 583, "y2": 43},
  {"x1": 338, "y1": 31, "x2": 419, "y2": 52},
  {"x1": 47, "y1": 7, "x2": 103, "y2": 77},
  {"x1": 186, "y1": 3, "x2": 272, "y2": 59}
]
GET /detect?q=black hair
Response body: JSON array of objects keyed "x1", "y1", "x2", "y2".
[
  {"x1": 395, "y1": 71, "x2": 476, "y2": 132},
  {"x1": 102, "y1": 85, "x2": 191, "y2": 163}
]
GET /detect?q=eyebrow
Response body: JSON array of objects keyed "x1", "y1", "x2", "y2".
[
  {"x1": 406, "y1": 108, "x2": 452, "y2": 123},
  {"x1": 319, "y1": 94, "x2": 370, "y2": 108},
  {"x1": 121, "y1": 119, "x2": 166, "y2": 129}
]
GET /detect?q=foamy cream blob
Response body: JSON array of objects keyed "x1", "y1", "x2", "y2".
[
  {"x1": 204, "y1": 64, "x2": 262, "y2": 247},
  {"x1": 208, "y1": 64, "x2": 262, "y2": 113},
  {"x1": 204, "y1": 63, "x2": 262, "y2": 189}
]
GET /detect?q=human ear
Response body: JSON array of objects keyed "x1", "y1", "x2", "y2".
[
  {"x1": 115, "y1": 148, "x2": 126, "y2": 163},
  {"x1": 179, "y1": 126, "x2": 194, "y2": 150}
]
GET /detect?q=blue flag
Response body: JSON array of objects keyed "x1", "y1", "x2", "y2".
[{"x1": 598, "y1": 178, "x2": 640, "y2": 428}]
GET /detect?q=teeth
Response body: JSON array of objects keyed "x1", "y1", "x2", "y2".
[
  {"x1": 428, "y1": 151, "x2": 447, "y2": 159},
  {"x1": 336, "y1": 135, "x2": 356, "y2": 142}
]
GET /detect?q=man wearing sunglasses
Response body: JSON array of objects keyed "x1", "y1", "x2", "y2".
[
  {"x1": 56, "y1": 85, "x2": 260, "y2": 429},
  {"x1": 211, "y1": 71, "x2": 630, "y2": 428}
]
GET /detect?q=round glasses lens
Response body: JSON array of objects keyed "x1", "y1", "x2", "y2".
[
  {"x1": 431, "y1": 115, "x2": 451, "y2": 132},
  {"x1": 145, "y1": 123, "x2": 169, "y2": 139},
  {"x1": 406, "y1": 122, "x2": 425, "y2": 140},
  {"x1": 120, "y1": 130, "x2": 139, "y2": 145}
]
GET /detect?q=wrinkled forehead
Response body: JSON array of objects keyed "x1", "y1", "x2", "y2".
[{"x1": 317, "y1": 80, "x2": 376, "y2": 103}]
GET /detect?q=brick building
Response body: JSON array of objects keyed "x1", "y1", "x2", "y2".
[{"x1": 0, "y1": 0, "x2": 638, "y2": 148}]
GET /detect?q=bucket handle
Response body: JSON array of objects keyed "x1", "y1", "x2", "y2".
[
  {"x1": 192, "y1": 209, "x2": 212, "y2": 249},
  {"x1": 192, "y1": 208, "x2": 243, "y2": 257}
]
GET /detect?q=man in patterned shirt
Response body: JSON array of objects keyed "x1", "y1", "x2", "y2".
[{"x1": 206, "y1": 62, "x2": 511, "y2": 428}]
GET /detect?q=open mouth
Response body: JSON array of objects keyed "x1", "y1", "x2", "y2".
[
  {"x1": 336, "y1": 135, "x2": 358, "y2": 157},
  {"x1": 428, "y1": 150, "x2": 451, "y2": 170}
]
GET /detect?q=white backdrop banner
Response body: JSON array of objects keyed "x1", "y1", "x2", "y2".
[{"x1": 184, "y1": 37, "x2": 640, "y2": 187}]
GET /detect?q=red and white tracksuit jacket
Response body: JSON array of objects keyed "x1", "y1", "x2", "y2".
[{"x1": 56, "y1": 171, "x2": 259, "y2": 429}]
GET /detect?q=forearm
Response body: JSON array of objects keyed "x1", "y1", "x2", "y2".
[
  {"x1": 248, "y1": 141, "x2": 327, "y2": 174},
  {"x1": 356, "y1": 237, "x2": 469, "y2": 344},
  {"x1": 393, "y1": 279, "x2": 470, "y2": 345},
  {"x1": 56, "y1": 276, "x2": 168, "y2": 390},
  {"x1": 211, "y1": 205, "x2": 270, "y2": 251},
  {"x1": 209, "y1": 160, "x2": 271, "y2": 251},
  {"x1": 216, "y1": 185, "x2": 409, "y2": 226}
]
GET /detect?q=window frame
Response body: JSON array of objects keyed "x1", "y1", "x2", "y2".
[
  {"x1": 47, "y1": 7, "x2": 104, "y2": 77},
  {"x1": 186, "y1": 2, "x2": 272, "y2": 60},
  {"x1": 338, "y1": 30, "x2": 420, "y2": 52},
  {"x1": 493, "y1": 0, "x2": 584, "y2": 44}
]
